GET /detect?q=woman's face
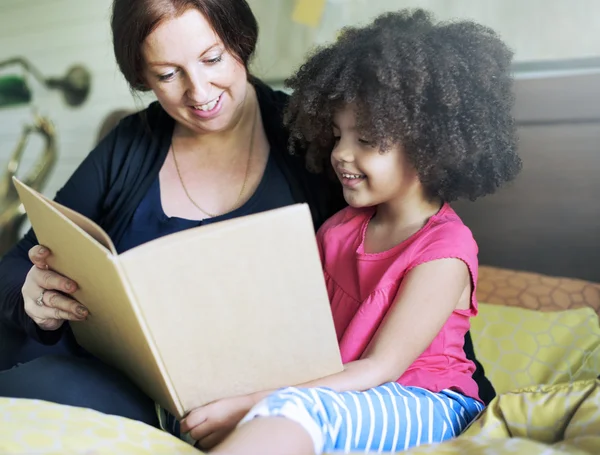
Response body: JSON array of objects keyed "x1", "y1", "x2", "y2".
[{"x1": 141, "y1": 8, "x2": 249, "y2": 135}]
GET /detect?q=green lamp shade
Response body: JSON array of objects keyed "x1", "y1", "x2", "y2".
[{"x1": 0, "y1": 75, "x2": 32, "y2": 107}]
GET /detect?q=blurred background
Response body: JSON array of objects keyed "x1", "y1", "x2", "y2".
[{"x1": 0, "y1": 0, "x2": 599, "y2": 281}]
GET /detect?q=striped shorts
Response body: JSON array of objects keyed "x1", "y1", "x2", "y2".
[{"x1": 239, "y1": 382, "x2": 484, "y2": 454}]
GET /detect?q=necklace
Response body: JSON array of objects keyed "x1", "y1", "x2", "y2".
[{"x1": 172, "y1": 105, "x2": 258, "y2": 218}]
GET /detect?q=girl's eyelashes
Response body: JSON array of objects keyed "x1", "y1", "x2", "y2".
[
  {"x1": 331, "y1": 130, "x2": 372, "y2": 147},
  {"x1": 358, "y1": 138, "x2": 376, "y2": 147}
]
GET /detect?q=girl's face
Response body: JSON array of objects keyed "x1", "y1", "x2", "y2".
[
  {"x1": 142, "y1": 8, "x2": 249, "y2": 136},
  {"x1": 330, "y1": 105, "x2": 421, "y2": 209}
]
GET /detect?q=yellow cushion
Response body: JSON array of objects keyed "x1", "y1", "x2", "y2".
[
  {"x1": 471, "y1": 303, "x2": 600, "y2": 394},
  {"x1": 389, "y1": 378, "x2": 600, "y2": 455},
  {"x1": 464, "y1": 379, "x2": 600, "y2": 446},
  {"x1": 0, "y1": 398, "x2": 198, "y2": 455}
]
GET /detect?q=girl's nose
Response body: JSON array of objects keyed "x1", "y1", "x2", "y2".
[{"x1": 332, "y1": 141, "x2": 354, "y2": 164}]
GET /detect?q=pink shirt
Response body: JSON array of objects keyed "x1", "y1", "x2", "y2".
[{"x1": 317, "y1": 204, "x2": 481, "y2": 402}]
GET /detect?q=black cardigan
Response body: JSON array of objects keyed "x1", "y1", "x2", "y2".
[{"x1": 0, "y1": 80, "x2": 495, "y2": 404}]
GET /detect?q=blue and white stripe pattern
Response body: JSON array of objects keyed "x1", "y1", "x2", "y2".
[{"x1": 240, "y1": 382, "x2": 484, "y2": 454}]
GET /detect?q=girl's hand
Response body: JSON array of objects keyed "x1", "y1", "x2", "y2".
[{"x1": 181, "y1": 394, "x2": 255, "y2": 450}]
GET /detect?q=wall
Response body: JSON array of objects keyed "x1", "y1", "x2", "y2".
[
  {"x1": 249, "y1": 0, "x2": 600, "y2": 83},
  {"x1": 0, "y1": 0, "x2": 147, "y2": 203},
  {"x1": 453, "y1": 69, "x2": 600, "y2": 282}
]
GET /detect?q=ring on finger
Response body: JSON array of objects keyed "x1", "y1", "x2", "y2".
[{"x1": 36, "y1": 289, "x2": 46, "y2": 307}]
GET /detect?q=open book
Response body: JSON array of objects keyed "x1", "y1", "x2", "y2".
[{"x1": 13, "y1": 177, "x2": 343, "y2": 419}]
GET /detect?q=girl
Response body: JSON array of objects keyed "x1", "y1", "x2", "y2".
[{"x1": 181, "y1": 9, "x2": 521, "y2": 454}]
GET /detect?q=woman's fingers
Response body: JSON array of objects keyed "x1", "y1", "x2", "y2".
[
  {"x1": 41, "y1": 290, "x2": 88, "y2": 320},
  {"x1": 31, "y1": 266, "x2": 78, "y2": 295},
  {"x1": 24, "y1": 289, "x2": 87, "y2": 330},
  {"x1": 27, "y1": 245, "x2": 78, "y2": 293},
  {"x1": 28, "y1": 245, "x2": 50, "y2": 269},
  {"x1": 22, "y1": 256, "x2": 86, "y2": 330}
]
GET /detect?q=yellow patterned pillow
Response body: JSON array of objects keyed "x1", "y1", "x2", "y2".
[
  {"x1": 0, "y1": 398, "x2": 197, "y2": 455},
  {"x1": 380, "y1": 378, "x2": 600, "y2": 455},
  {"x1": 471, "y1": 303, "x2": 600, "y2": 394}
]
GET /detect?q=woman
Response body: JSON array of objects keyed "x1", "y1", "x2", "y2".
[{"x1": 0, "y1": 0, "x2": 494, "y2": 435}]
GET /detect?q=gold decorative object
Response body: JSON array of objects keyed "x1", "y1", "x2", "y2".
[
  {"x1": 0, "y1": 114, "x2": 57, "y2": 255},
  {"x1": 0, "y1": 57, "x2": 91, "y2": 255}
]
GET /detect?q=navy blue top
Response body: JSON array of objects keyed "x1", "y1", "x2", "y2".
[{"x1": 116, "y1": 151, "x2": 295, "y2": 253}]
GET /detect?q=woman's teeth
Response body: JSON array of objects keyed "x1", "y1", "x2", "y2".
[
  {"x1": 195, "y1": 95, "x2": 220, "y2": 111},
  {"x1": 342, "y1": 173, "x2": 364, "y2": 179}
]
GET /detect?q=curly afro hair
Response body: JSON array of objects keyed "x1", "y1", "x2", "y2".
[{"x1": 284, "y1": 9, "x2": 522, "y2": 202}]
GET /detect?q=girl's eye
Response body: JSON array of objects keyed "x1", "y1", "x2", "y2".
[
  {"x1": 359, "y1": 138, "x2": 374, "y2": 147},
  {"x1": 205, "y1": 55, "x2": 223, "y2": 65}
]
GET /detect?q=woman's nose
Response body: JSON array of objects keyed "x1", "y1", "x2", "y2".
[{"x1": 185, "y1": 69, "x2": 210, "y2": 102}]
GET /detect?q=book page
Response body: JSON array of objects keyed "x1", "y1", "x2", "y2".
[
  {"x1": 119, "y1": 204, "x2": 343, "y2": 416},
  {"x1": 12, "y1": 176, "x2": 116, "y2": 254},
  {"x1": 48, "y1": 199, "x2": 116, "y2": 254}
]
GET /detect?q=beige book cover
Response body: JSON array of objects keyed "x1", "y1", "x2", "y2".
[{"x1": 13, "y1": 177, "x2": 343, "y2": 419}]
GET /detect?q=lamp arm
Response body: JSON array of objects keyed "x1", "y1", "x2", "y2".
[{"x1": 0, "y1": 57, "x2": 49, "y2": 87}]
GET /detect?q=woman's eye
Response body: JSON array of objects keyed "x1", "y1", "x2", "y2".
[
  {"x1": 205, "y1": 55, "x2": 223, "y2": 65},
  {"x1": 158, "y1": 71, "x2": 176, "y2": 82}
]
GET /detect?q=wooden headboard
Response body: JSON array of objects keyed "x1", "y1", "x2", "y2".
[{"x1": 453, "y1": 61, "x2": 600, "y2": 283}]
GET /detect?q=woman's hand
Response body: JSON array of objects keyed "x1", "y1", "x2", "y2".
[
  {"x1": 22, "y1": 245, "x2": 88, "y2": 331},
  {"x1": 181, "y1": 394, "x2": 255, "y2": 450}
]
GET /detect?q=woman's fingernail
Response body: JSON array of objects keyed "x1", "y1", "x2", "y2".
[
  {"x1": 38, "y1": 247, "x2": 47, "y2": 254},
  {"x1": 77, "y1": 306, "x2": 87, "y2": 316},
  {"x1": 65, "y1": 281, "x2": 73, "y2": 290}
]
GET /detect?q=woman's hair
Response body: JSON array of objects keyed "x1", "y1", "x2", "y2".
[
  {"x1": 285, "y1": 9, "x2": 522, "y2": 202},
  {"x1": 111, "y1": 0, "x2": 259, "y2": 91}
]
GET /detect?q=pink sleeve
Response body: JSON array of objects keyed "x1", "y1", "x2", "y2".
[
  {"x1": 316, "y1": 224, "x2": 326, "y2": 265},
  {"x1": 314, "y1": 207, "x2": 353, "y2": 266},
  {"x1": 407, "y1": 223, "x2": 479, "y2": 315}
]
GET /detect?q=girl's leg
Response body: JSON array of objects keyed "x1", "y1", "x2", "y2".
[
  {"x1": 212, "y1": 417, "x2": 313, "y2": 455},
  {"x1": 212, "y1": 383, "x2": 484, "y2": 455}
]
